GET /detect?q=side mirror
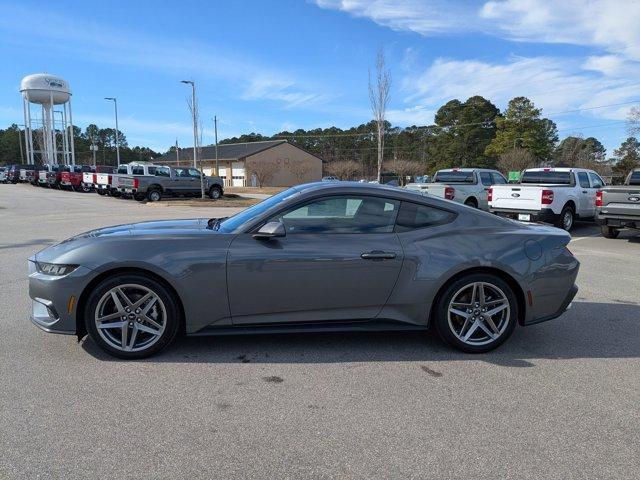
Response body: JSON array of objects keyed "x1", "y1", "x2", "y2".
[{"x1": 253, "y1": 221, "x2": 286, "y2": 240}]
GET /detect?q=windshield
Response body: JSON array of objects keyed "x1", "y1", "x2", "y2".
[
  {"x1": 628, "y1": 171, "x2": 640, "y2": 185},
  {"x1": 216, "y1": 187, "x2": 301, "y2": 233},
  {"x1": 521, "y1": 171, "x2": 573, "y2": 185},
  {"x1": 433, "y1": 171, "x2": 475, "y2": 183}
]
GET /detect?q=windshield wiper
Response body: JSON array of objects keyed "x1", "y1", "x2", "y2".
[{"x1": 207, "y1": 217, "x2": 228, "y2": 231}]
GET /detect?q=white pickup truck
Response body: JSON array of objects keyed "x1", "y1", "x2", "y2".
[
  {"x1": 95, "y1": 163, "x2": 157, "y2": 196},
  {"x1": 406, "y1": 168, "x2": 508, "y2": 211},
  {"x1": 489, "y1": 167, "x2": 606, "y2": 231}
]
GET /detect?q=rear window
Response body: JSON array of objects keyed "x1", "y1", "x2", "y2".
[
  {"x1": 629, "y1": 172, "x2": 640, "y2": 186},
  {"x1": 521, "y1": 171, "x2": 574, "y2": 185},
  {"x1": 433, "y1": 171, "x2": 475, "y2": 183},
  {"x1": 395, "y1": 202, "x2": 455, "y2": 232}
]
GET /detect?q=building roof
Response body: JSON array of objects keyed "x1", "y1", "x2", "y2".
[{"x1": 159, "y1": 140, "x2": 289, "y2": 163}]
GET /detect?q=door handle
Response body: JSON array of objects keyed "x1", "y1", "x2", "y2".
[
  {"x1": 582, "y1": 190, "x2": 588, "y2": 194},
  {"x1": 361, "y1": 251, "x2": 396, "y2": 260}
]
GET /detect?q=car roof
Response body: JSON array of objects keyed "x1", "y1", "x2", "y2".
[{"x1": 525, "y1": 167, "x2": 595, "y2": 173}]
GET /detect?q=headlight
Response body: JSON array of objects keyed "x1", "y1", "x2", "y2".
[{"x1": 35, "y1": 262, "x2": 78, "y2": 276}]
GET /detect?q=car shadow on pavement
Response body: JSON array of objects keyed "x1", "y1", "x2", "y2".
[{"x1": 82, "y1": 301, "x2": 640, "y2": 367}]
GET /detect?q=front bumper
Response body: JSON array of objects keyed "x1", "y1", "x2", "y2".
[
  {"x1": 28, "y1": 259, "x2": 93, "y2": 335},
  {"x1": 491, "y1": 207, "x2": 560, "y2": 224}
]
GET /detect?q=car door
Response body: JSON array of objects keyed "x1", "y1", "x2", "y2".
[
  {"x1": 576, "y1": 171, "x2": 593, "y2": 217},
  {"x1": 226, "y1": 195, "x2": 405, "y2": 325},
  {"x1": 168, "y1": 167, "x2": 191, "y2": 194}
]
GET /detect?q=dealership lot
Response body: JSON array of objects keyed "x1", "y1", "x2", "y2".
[{"x1": 1, "y1": 184, "x2": 639, "y2": 479}]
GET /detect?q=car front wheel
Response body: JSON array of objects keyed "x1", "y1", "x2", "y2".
[
  {"x1": 85, "y1": 274, "x2": 180, "y2": 359},
  {"x1": 434, "y1": 273, "x2": 517, "y2": 353},
  {"x1": 208, "y1": 185, "x2": 222, "y2": 200}
]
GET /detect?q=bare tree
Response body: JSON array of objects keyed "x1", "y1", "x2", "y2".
[
  {"x1": 289, "y1": 159, "x2": 311, "y2": 183},
  {"x1": 497, "y1": 148, "x2": 538, "y2": 174},
  {"x1": 187, "y1": 94, "x2": 205, "y2": 198},
  {"x1": 389, "y1": 159, "x2": 423, "y2": 186},
  {"x1": 249, "y1": 161, "x2": 279, "y2": 187},
  {"x1": 369, "y1": 47, "x2": 391, "y2": 183},
  {"x1": 628, "y1": 105, "x2": 640, "y2": 136},
  {"x1": 325, "y1": 160, "x2": 360, "y2": 180}
]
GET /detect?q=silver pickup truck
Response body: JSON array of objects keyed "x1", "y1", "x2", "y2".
[
  {"x1": 406, "y1": 168, "x2": 507, "y2": 211},
  {"x1": 117, "y1": 165, "x2": 224, "y2": 201},
  {"x1": 596, "y1": 169, "x2": 640, "y2": 238}
]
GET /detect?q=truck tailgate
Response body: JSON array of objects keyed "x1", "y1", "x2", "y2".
[
  {"x1": 416, "y1": 184, "x2": 448, "y2": 198},
  {"x1": 601, "y1": 188, "x2": 640, "y2": 216},
  {"x1": 82, "y1": 172, "x2": 94, "y2": 184},
  {"x1": 96, "y1": 173, "x2": 111, "y2": 185},
  {"x1": 491, "y1": 185, "x2": 542, "y2": 211}
]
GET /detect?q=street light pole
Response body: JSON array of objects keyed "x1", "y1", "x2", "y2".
[
  {"x1": 214, "y1": 115, "x2": 219, "y2": 177},
  {"x1": 104, "y1": 97, "x2": 120, "y2": 166}
]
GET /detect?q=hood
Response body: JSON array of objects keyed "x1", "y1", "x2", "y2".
[{"x1": 34, "y1": 218, "x2": 211, "y2": 263}]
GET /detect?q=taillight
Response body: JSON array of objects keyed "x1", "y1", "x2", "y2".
[
  {"x1": 93, "y1": 173, "x2": 97, "y2": 183},
  {"x1": 487, "y1": 187, "x2": 493, "y2": 203},
  {"x1": 133, "y1": 178, "x2": 139, "y2": 189},
  {"x1": 541, "y1": 189, "x2": 554, "y2": 205},
  {"x1": 595, "y1": 190, "x2": 603, "y2": 207},
  {"x1": 444, "y1": 186, "x2": 455, "y2": 200}
]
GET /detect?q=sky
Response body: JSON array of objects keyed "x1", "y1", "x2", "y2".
[{"x1": 1, "y1": 0, "x2": 639, "y2": 155}]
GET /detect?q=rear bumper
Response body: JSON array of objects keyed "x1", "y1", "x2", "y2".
[
  {"x1": 597, "y1": 214, "x2": 639, "y2": 229},
  {"x1": 491, "y1": 207, "x2": 559, "y2": 224},
  {"x1": 524, "y1": 284, "x2": 578, "y2": 326}
]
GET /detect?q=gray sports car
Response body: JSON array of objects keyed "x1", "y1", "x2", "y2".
[{"x1": 28, "y1": 182, "x2": 579, "y2": 358}]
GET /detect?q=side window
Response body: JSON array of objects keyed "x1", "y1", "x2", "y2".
[
  {"x1": 395, "y1": 202, "x2": 455, "y2": 232},
  {"x1": 577, "y1": 172, "x2": 590, "y2": 188},
  {"x1": 132, "y1": 166, "x2": 144, "y2": 175},
  {"x1": 491, "y1": 173, "x2": 507, "y2": 184},
  {"x1": 188, "y1": 168, "x2": 202, "y2": 178},
  {"x1": 155, "y1": 167, "x2": 170, "y2": 177},
  {"x1": 588, "y1": 172, "x2": 604, "y2": 188},
  {"x1": 147, "y1": 166, "x2": 156, "y2": 175},
  {"x1": 270, "y1": 196, "x2": 400, "y2": 234},
  {"x1": 479, "y1": 172, "x2": 493, "y2": 186},
  {"x1": 117, "y1": 166, "x2": 128, "y2": 174}
]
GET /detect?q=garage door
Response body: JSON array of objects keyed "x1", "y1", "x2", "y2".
[{"x1": 232, "y1": 162, "x2": 245, "y2": 186}]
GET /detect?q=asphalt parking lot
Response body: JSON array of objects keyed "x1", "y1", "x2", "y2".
[{"x1": 1, "y1": 184, "x2": 639, "y2": 479}]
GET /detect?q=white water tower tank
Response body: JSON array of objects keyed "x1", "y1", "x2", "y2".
[{"x1": 20, "y1": 73, "x2": 75, "y2": 165}]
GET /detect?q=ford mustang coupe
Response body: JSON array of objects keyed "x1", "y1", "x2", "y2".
[{"x1": 28, "y1": 182, "x2": 579, "y2": 358}]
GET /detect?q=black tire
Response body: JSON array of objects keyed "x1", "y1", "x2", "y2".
[
  {"x1": 433, "y1": 273, "x2": 518, "y2": 353},
  {"x1": 84, "y1": 273, "x2": 180, "y2": 359},
  {"x1": 600, "y1": 225, "x2": 620, "y2": 239},
  {"x1": 208, "y1": 185, "x2": 222, "y2": 200},
  {"x1": 96, "y1": 189, "x2": 106, "y2": 196},
  {"x1": 464, "y1": 198, "x2": 478, "y2": 208},
  {"x1": 147, "y1": 189, "x2": 162, "y2": 202},
  {"x1": 555, "y1": 205, "x2": 575, "y2": 231}
]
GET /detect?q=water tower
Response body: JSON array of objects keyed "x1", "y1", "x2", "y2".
[{"x1": 20, "y1": 74, "x2": 75, "y2": 165}]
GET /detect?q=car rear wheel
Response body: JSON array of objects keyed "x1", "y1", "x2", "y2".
[
  {"x1": 208, "y1": 185, "x2": 222, "y2": 200},
  {"x1": 556, "y1": 205, "x2": 574, "y2": 231},
  {"x1": 434, "y1": 273, "x2": 517, "y2": 353},
  {"x1": 85, "y1": 274, "x2": 180, "y2": 359},
  {"x1": 600, "y1": 225, "x2": 620, "y2": 239},
  {"x1": 464, "y1": 198, "x2": 478, "y2": 208},
  {"x1": 147, "y1": 189, "x2": 162, "y2": 202}
]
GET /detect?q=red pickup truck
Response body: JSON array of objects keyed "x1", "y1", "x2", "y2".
[{"x1": 60, "y1": 165, "x2": 96, "y2": 192}]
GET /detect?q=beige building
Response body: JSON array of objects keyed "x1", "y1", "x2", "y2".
[{"x1": 159, "y1": 140, "x2": 322, "y2": 187}]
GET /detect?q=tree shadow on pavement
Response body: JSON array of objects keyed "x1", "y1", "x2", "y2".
[{"x1": 82, "y1": 301, "x2": 640, "y2": 367}]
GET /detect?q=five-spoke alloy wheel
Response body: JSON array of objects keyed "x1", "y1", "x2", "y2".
[
  {"x1": 434, "y1": 273, "x2": 517, "y2": 353},
  {"x1": 85, "y1": 274, "x2": 180, "y2": 358}
]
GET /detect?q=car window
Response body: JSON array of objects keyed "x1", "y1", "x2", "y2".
[
  {"x1": 132, "y1": 166, "x2": 144, "y2": 175},
  {"x1": 433, "y1": 171, "x2": 475, "y2": 183},
  {"x1": 271, "y1": 195, "x2": 400, "y2": 234},
  {"x1": 491, "y1": 173, "x2": 507, "y2": 184},
  {"x1": 521, "y1": 171, "x2": 574, "y2": 185},
  {"x1": 588, "y1": 172, "x2": 604, "y2": 188},
  {"x1": 155, "y1": 167, "x2": 170, "y2": 177},
  {"x1": 395, "y1": 202, "x2": 455, "y2": 232},
  {"x1": 629, "y1": 171, "x2": 640, "y2": 185},
  {"x1": 577, "y1": 172, "x2": 590, "y2": 188},
  {"x1": 117, "y1": 166, "x2": 128, "y2": 174},
  {"x1": 479, "y1": 172, "x2": 493, "y2": 186},
  {"x1": 188, "y1": 168, "x2": 201, "y2": 178},
  {"x1": 147, "y1": 166, "x2": 156, "y2": 175}
]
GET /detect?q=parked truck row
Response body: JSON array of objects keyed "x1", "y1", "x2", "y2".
[{"x1": 1, "y1": 162, "x2": 224, "y2": 202}]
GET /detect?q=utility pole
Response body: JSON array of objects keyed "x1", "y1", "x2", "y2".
[
  {"x1": 104, "y1": 97, "x2": 121, "y2": 165},
  {"x1": 214, "y1": 116, "x2": 219, "y2": 177},
  {"x1": 175, "y1": 139, "x2": 180, "y2": 166}
]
